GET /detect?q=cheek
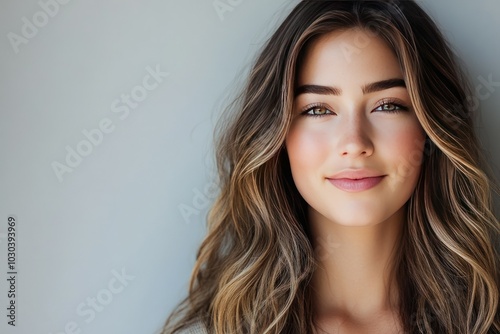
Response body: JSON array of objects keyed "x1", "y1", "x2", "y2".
[
  {"x1": 285, "y1": 124, "x2": 330, "y2": 177},
  {"x1": 382, "y1": 122, "x2": 426, "y2": 183}
]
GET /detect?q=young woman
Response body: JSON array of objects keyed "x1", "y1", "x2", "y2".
[{"x1": 163, "y1": 0, "x2": 500, "y2": 333}]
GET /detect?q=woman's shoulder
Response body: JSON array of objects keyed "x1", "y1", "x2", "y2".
[{"x1": 176, "y1": 320, "x2": 208, "y2": 334}]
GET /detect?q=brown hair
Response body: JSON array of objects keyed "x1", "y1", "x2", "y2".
[{"x1": 163, "y1": 1, "x2": 500, "y2": 333}]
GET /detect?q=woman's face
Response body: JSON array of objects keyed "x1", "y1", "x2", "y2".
[{"x1": 285, "y1": 28, "x2": 426, "y2": 227}]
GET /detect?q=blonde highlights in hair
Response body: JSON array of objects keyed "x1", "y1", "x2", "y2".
[{"x1": 163, "y1": 1, "x2": 500, "y2": 333}]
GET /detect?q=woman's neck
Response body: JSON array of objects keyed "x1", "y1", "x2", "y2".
[{"x1": 309, "y1": 205, "x2": 405, "y2": 324}]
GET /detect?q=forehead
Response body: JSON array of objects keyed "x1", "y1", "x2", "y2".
[{"x1": 296, "y1": 28, "x2": 403, "y2": 86}]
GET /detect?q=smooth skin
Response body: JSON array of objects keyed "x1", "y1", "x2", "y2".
[{"x1": 285, "y1": 28, "x2": 426, "y2": 333}]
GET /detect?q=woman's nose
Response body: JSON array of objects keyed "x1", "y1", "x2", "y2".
[{"x1": 336, "y1": 114, "x2": 374, "y2": 158}]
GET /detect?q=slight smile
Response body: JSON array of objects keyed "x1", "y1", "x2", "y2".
[
  {"x1": 327, "y1": 176, "x2": 386, "y2": 192},
  {"x1": 326, "y1": 170, "x2": 387, "y2": 192}
]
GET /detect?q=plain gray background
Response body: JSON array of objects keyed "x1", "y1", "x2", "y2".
[{"x1": 0, "y1": 0, "x2": 498, "y2": 333}]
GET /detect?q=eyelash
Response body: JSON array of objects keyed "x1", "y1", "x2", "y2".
[{"x1": 301, "y1": 99, "x2": 409, "y2": 118}]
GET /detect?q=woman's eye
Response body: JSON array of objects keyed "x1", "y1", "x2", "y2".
[
  {"x1": 374, "y1": 102, "x2": 409, "y2": 113},
  {"x1": 303, "y1": 106, "x2": 334, "y2": 118}
]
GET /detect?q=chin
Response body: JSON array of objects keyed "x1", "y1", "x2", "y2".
[
  {"x1": 325, "y1": 209, "x2": 391, "y2": 227},
  {"x1": 331, "y1": 218, "x2": 381, "y2": 227},
  {"x1": 329, "y1": 206, "x2": 404, "y2": 227}
]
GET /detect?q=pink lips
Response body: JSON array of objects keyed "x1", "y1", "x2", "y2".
[{"x1": 327, "y1": 169, "x2": 386, "y2": 192}]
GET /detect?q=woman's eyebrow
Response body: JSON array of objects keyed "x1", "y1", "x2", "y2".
[{"x1": 294, "y1": 78, "x2": 406, "y2": 97}]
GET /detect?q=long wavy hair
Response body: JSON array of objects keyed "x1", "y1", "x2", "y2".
[{"x1": 162, "y1": 1, "x2": 500, "y2": 333}]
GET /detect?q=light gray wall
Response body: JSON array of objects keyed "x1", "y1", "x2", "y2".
[{"x1": 0, "y1": 1, "x2": 498, "y2": 333}]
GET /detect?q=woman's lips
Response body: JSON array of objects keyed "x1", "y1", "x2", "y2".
[{"x1": 327, "y1": 176, "x2": 385, "y2": 192}]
